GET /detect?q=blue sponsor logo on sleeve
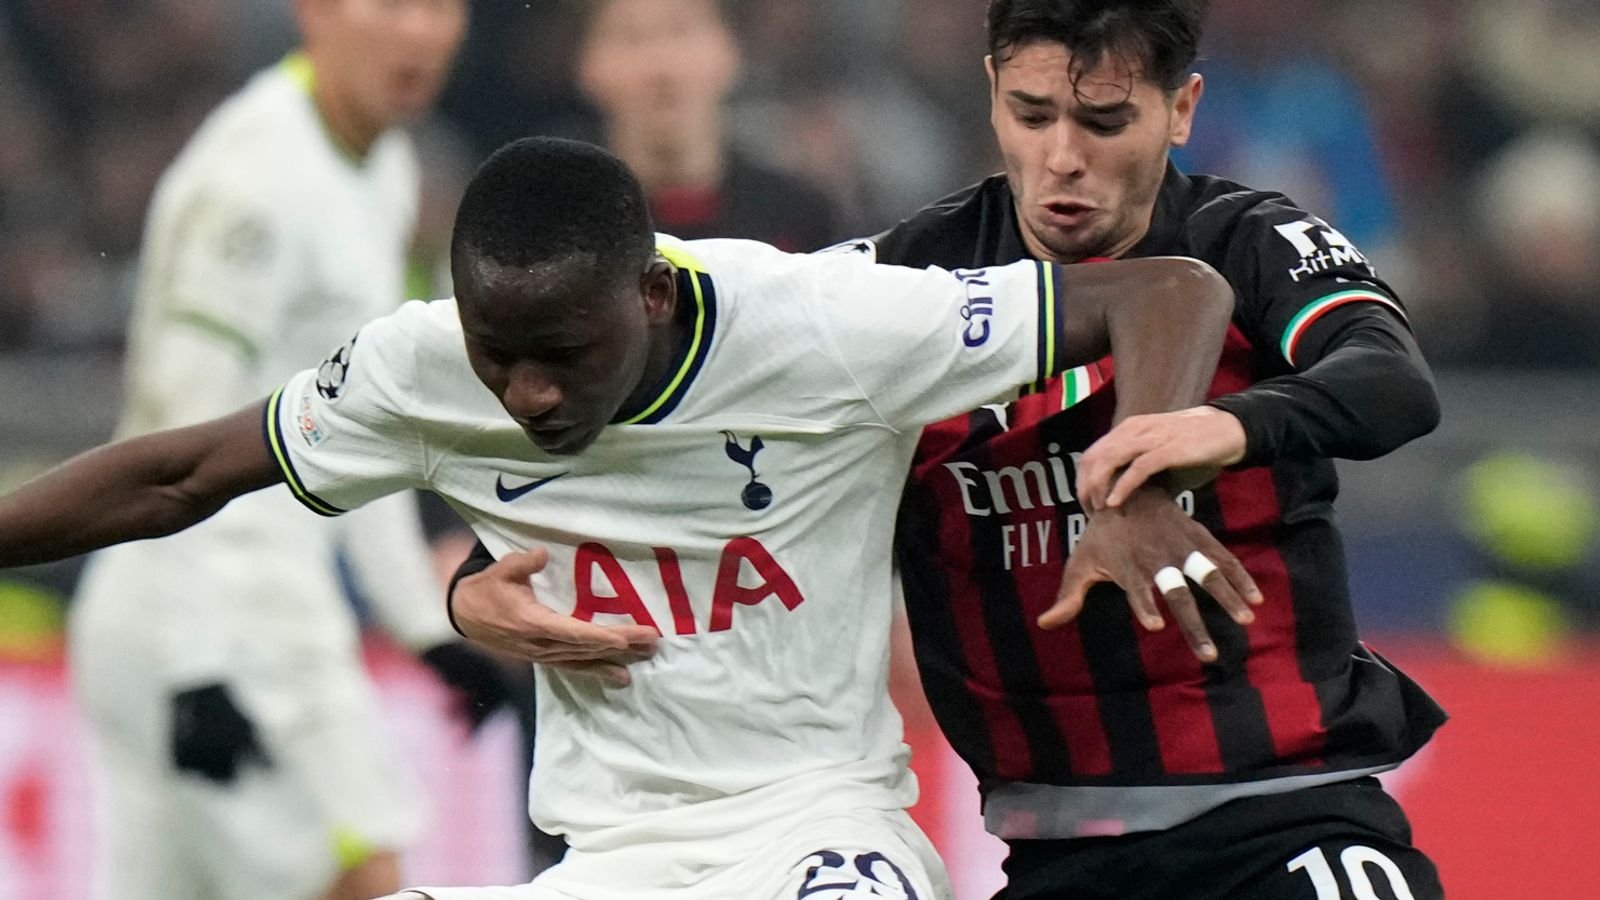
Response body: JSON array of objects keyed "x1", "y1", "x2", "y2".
[{"x1": 955, "y1": 268, "x2": 995, "y2": 347}]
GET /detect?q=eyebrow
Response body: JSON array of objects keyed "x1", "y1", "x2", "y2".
[
  {"x1": 1005, "y1": 89, "x2": 1055, "y2": 107},
  {"x1": 1077, "y1": 99, "x2": 1136, "y2": 116},
  {"x1": 1005, "y1": 90, "x2": 1136, "y2": 117}
]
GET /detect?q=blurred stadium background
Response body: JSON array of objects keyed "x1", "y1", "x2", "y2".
[{"x1": 0, "y1": 0, "x2": 1597, "y2": 897}]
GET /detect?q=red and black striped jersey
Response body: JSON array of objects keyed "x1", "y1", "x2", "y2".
[{"x1": 877, "y1": 165, "x2": 1447, "y2": 838}]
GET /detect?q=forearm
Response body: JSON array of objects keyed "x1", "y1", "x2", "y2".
[
  {"x1": 1098, "y1": 257, "x2": 1234, "y2": 422},
  {"x1": 0, "y1": 404, "x2": 281, "y2": 567},
  {"x1": 1209, "y1": 320, "x2": 1439, "y2": 465}
]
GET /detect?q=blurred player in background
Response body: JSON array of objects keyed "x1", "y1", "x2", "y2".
[
  {"x1": 575, "y1": 0, "x2": 839, "y2": 250},
  {"x1": 451, "y1": 1, "x2": 1450, "y2": 898},
  {"x1": 65, "y1": 2, "x2": 507, "y2": 899}
]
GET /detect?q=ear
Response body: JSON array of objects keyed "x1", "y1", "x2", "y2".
[
  {"x1": 641, "y1": 258, "x2": 678, "y2": 325},
  {"x1": 1169, "y1": 73, "x2": 1204, "y2": 148}
]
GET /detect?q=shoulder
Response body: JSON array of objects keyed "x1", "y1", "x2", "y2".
[
  {"x1": 875, "y1": 177, "x2": 1006, "y2": 251},
  {"x1": 1166, "y1": 171, "x2": 1321, "y2": 261},
  {"x1": 155, "y1": 70, "x2": 318, "y2": 222}
]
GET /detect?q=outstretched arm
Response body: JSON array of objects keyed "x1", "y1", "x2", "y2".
[{"x1": 0, "y1": 402, "x2": 281, "y2": 567}]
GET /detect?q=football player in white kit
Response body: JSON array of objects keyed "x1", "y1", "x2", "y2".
[
  {"x1": 0, "y1": 138, "x2": 1246, "y2": 899},
  {"x1": 63, "y1": 2, "x2": 499, "y2": 899}
]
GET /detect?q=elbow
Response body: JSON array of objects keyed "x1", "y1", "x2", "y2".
[
  {"x1": 1402, "y1": 368, "x2": 1442, "y2": 442},
  {"x1": 1159, "y1": 257, "x2": 1235, "y2": 330},
  {"x1": 1347, "y1": 367, "x2": 1441, "y2": 461}
]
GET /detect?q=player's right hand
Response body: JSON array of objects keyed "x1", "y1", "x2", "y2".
[
  {"x1": 170, "y1": 682, "x2": 272, "y2": 783},
  {"x1": 450, "y1": 547, "x2": 659, "y2": 687}
]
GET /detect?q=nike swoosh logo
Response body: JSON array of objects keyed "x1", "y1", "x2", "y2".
[{"x1": 495, "y1": 473, "x2": 566, "y2": 502}]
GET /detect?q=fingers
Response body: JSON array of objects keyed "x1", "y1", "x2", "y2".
[
  {"x1": 521, "y1": 608, "x2": 659, "y2": 652},
  {"x1": 1104, "y1": 449, "x2": 1180, "y2": 508},
  {"x1": 1077, "y1": 432, "x2": 1154, "y2": 510},
  {"x1": 545, "y1": 659, "x2": 633, "y2": 688},
  {"x1": 1210, "y1": 545, "x2": 1263, "y2": 607},
  {"x1": 494, "y1": 547, "x2": 550, "y2": 580},
  {"x1": 526, "y1": 645, "x2": 655, "y2": 665},
  {"x1": 1184, "y1": 548, "x2": 1257, "y2": 625},
  {"x1": 1038, "y1": 565, "x2": 1092, "y2": 630},
  {"x1": 1157, "y1": 579, "x2": 1216, "y2": 662}
]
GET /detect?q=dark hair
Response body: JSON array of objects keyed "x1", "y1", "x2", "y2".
[
  {"x1": 986, "y1": 0, "x2": 1207, "y2": 92},
  {"x1": 450, "y1": 137, "x2": 655, "y2": 292}
]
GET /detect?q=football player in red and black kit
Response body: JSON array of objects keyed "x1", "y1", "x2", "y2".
[
  {"x1": 448, "y1": 2, "x2": 1447, "y2": 897},
  {"x1": 876, "y1": 2, "x2": 1446, "y2": 898}
]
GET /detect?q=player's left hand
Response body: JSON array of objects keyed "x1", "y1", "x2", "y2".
[
  {"x1": 1039, "y1": 485, "x2": 1262, "y2": 662},
  {"x1": 1075, "y1": 406, "x2": 1247, "y2": 510},
  {"x1": 419, "y1": 640, "x2": 515, "y2": 733}
]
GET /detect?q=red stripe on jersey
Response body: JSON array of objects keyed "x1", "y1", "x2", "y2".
[
  {"x1": 920, "y1": 414, "x2": 1036, "y2": 779},
  {"x1": 1016, "y1": 572, "x2": 1114, "y2": 776},
  {"x1": 1137, "y1": 605, "x2": 1225, "y2": 774},
  {"x1": 993, "y1": 404, "x2": 1114, "y2": 777},
  {"x1": 1209, "y1": 326, "x2": 1328, "y2": 765},
  {"x1": 1014, "y1": 377, "x2": 1064, "y2": 430}
]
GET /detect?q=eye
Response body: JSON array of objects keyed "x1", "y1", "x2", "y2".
[
  {"x1": 540, "y1": 347, "x2": 585, "y2": 368},
  {"x1": 1016, "y1": 111, "x2": 1051, "y2": 129},
  {"x1": 1085, "y1": 119, "x2": 1129, "y2": 136},
  {"x1": 477, "y1": 346, "x2": 515, "y2": 368}
]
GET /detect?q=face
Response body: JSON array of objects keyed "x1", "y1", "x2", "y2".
[
  {"x1": 458, "y1": 260, "x2": 675, "y2": 456},
  {"x1": 988, "y1": 40, "x2": 1202, "y2": 262},
  {"x1": 300, "y1": 0, "x2": 467, "y2": 130},
  {"x1": 577, "y1": 0, "x2": 739, "y2": 136}
]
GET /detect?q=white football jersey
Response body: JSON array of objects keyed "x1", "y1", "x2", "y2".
[
  {"x1": 267, "y1": 236, "x2": 1079, "y2": 851},
  {"x1": 76, "y1": 56, "x2": 449, "y2": 685}
]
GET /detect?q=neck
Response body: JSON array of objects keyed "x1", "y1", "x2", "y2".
[
  {"x1": 617, "y1": 273, "x2": 694, "y2": 417},
  {"x1": 305, "y1": 61, "x2": 382, "y2": 159},
  {"x1": 606, "y1": 115, "x2": 724, "y2": 191}
]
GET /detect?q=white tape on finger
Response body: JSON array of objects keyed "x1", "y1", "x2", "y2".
[
  {"x1": 1182, "y1": 551, "x2": 1218, "y2": 584},
  {"x1": 1154, "y1": 566, "x2": 1186, "y2": 595}
]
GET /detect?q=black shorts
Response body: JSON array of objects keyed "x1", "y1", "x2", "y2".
[{"x1": 996, "y1": 778, "x2": 1443, "y2": 900}]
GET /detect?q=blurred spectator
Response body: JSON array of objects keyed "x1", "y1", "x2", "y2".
[
  {"x1": 576, "y1": 0, "x2": 841, "y2": 250},
  {"x1": 1468, "y1": 132, "x2": 1600, "y2": 368},
  {"x1": 1177, "y1": 0, "x2": 1399, "y2": 253}
]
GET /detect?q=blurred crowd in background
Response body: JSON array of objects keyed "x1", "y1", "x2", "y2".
[
  {"x1": 0, "y1": 0, "x2": 1597, "y2": 658},
  {"x1": 0, "y1": 0, "x2": 1598, "y2": 366}
]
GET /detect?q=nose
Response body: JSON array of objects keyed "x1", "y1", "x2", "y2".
[
  {"x1": 1045, "y1": 123, "x2": 1088, "y2": 179},
  {"x1": 503, "y1": 363, "x2": 564, "y2": 421},
  {"x1": 396, "y1": 0, "x2": 465, "y2": 53}
]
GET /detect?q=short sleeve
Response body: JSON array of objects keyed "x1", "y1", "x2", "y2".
[
  {"x1": 808, "y1": 254, "x2": 1072, "y2": 429},
  {"x1": 263, "y1": 303, "x2": 431, "y2": 516},
  {"x1": 1210, "y1": 196, "x2": 1410, "y2": 368},
  {"x1": 150, "y1": 185, "x2": 297, "y2": 366}
]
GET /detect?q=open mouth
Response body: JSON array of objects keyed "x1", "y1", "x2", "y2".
[{"x1": 1042, "y1": 201, "x2": 1095, "y2": 227}]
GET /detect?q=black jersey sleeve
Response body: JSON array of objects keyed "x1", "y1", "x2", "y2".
[
  {"x1": 1209, "y1": 304, "x2": 1439, "y2": 465},
  {"x1": 1194, "y1": 194, "x2": 1439, "y2": 464}
]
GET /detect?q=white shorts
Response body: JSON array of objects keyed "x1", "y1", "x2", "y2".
[
  {"x1": 388, "y1": 807, "x2": 952, "y2": 900},
  {"x1": 71, "y1": 568, "x2": 423, "y2": 900}
]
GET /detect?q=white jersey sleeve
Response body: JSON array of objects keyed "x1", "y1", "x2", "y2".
[
  {"x1": 123, "y1": 182, "x2": 304, "y2": 431},
  {"x1": 808, "y1": 255, "x2": 1074, "y2": 429},
  {"x1": 264, "y1": 301, "x2": 435, "y2": 516}
]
